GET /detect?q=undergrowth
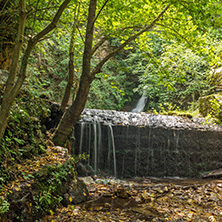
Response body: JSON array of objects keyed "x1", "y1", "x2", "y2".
[{"x1": 0, "y1": 88, "x2": 50, "y2": 188}]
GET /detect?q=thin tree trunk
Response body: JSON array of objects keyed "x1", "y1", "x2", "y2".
[
  {"x1": 53, "y1": 0, "x2": 97, "y2": 146},
  {"x1": 0, "y1": 0, "x2": 26, "y2": 139},
  {"x1": 60, "y1": 29, "x2": 75, "y2": 113},
  {"x1": 60, "y1": 4, "x2": 80, "y2": 113},
  {"x1": 0, "y1": 0, "x2": 71, "y2": 141},
  {"x1": 3, "y1": 0, "x2": 26, "y2": 97}
]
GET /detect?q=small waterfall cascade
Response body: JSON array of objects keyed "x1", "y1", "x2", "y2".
[
  {"x1": 93, "y1": 119, "x2": 98, "y2": 173},
  {"x1": 131, "y1": 92, "x2": 147, "y2": 112},
  {"x1": 92, "y1": 117, "x2": 102, "y2": 174},
  {"x1": 75, "y1": 109, "x2": 222, "y2": 178},
  {"x1": 87, "y1": 124, "x2": 91, "y2": 166},
  {"x1": 108, "y1": 123, "x2": 117, "y2": 178},
  {"x1": 77, "y1": 114, "x2": 117, "y2": 177},
  {"x1": 79, "y1": 122, "x2": 86, "y2": 154}
]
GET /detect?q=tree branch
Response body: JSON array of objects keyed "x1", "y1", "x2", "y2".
[
  {"x1": 30, "y1": 0, "x2": 40, "y2": 36},
  {"x1": 31, "y1": 0, "x2": 71, "y2": 46},
  {"x1": 155, "y1": 23, "x2": 192, "y2": 47},
  {"x1": 0, "y1": 0, "x2": 71, "y2": 140},
  {"x1": 0, "y1": 0, "x2": 10, "y2": 16},
  {"x1": 76, "y1": 25, "x2": 85, "y2": 43},
  {"x1": 93, "y1": 0, "x2": 109, "y2": 25},
  {"x1": 91, "y1": 35, "x2": 109, "y2": 56},
  {"x1": 91, "y1": 25, "x2": 143, "y2": 56},
  {"x1": 91, "y1": 3, "x2": 171, "y2": 76}
]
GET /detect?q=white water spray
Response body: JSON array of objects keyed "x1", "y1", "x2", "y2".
[
  {"x1": 93, "y1": 119, "x2": 98, "y2": 173},
  {"x1": 108, "y1": 124, "x2": 117, "y2": 178},
  {"x1": 79, "y1": 122, "x2": 86, "y2": 154},
  {"x1": 131, "y1": 92, "x2": 147, "y2": 112},
  {"x1": 88, "y1": 124, "x2": 91, "y2": 166}
]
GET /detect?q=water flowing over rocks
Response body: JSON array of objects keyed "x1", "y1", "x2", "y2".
[
  {"x1": 80, "y1": 109, "x2": 221, "y2": 130},
  {"x1": 75, "y1": 109, "x2": 222, "y2": 178}
]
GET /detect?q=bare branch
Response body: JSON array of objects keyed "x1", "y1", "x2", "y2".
[{"x1": 76, "y1": 25, "x2": 85, "y2": 43}]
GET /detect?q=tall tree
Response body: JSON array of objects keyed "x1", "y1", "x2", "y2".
[
  {"x1": 52, "y1": 0, "x2": 171, "y2": 145},
  {"x1": 53, "y1": 0, "x2": 221, "y2": 146},
  {"x1": 60, "y1": 3, "x2": 80, "y2": 113},
  {"x1": 0, "y1": 0, "x2": 71, "y2": 140}
]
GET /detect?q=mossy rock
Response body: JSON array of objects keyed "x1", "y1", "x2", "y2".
[
  {"x1": 31, "y1": 162, "x2": 88, "y2": 220},
  {"x1": 62, "y1": 178, "x2": 89, "y2": 206},
  {"x1": 5, "y1": 159, "x2": 89, "y2": 221},
  {"x1": 199, "y1": 93, "x2": 222, "y2": 121},
  {"x1": 210, "y1": 67, "x2": 222, "y2": 89}
]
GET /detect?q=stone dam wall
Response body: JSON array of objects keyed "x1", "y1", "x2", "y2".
[{"x1": 74, "y1": 109, "x2": 222, "y2": 178}]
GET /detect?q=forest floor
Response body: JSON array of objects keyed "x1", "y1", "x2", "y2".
[
  {"x1": 2, "y1": 144, "x2": 222, "y2": 222},
  {"x1": 42, "y1": 176, "x2": 222, "y2": 221}
]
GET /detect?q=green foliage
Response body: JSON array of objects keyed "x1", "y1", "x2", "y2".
[
  {"x1": 0, "y1": 197, "x2": 10, "y2": 216},
  {"x1": 151, "y1": 102, "x2": 196, "y2": 119},
  {"x1": 1, "y1": 91, "x2": 49, "y2": 154},
  {"x1": 1, "y1": 0, "x2": 222, "y2": 147},
  {"x1": 199, "y1": 94, "x2": 222, "y2": 125},
  {"x1": 32, "y1": 158, "x2": 76, "y2": 219},
  {"x1": 21, "y1": 0, "x2": 222, "y2": 114},
  {"x1": 0, "y1": 88, "x2": 50, "y2": 186},
  {"x1": 86, "y1": 63, "x2": 132, "y2": 110},
  {"x1": 136, "y1": 42, "x2": 211, "y2": 111},
  {"x1": 208, "y1": 96, "x2": 222, "y2": 124},
  {"x1": 28, "y1": 29, "x2": 83, "y2": 102}
]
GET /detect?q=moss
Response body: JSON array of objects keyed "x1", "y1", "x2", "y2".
[
  {"x1": 199, "y1": 93, "x2": 222, "y2": 122},
  {"x1": 166, "y1": 111, "x2": 193, "y2": 118}
]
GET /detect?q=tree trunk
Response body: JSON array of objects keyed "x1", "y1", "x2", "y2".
[
  {"x1": 3, "y1": 0, "x2": 26, "y2": 97},
  {"x1": 60, "y1": 35, "x2": 74, "y2": 113},
  {"x1": 0, "y1": 0, "x2": 26, "y2": 139},
  {"x1": 53, "y1": 75, "x2": 94, "y2": 146},
  {"x1": 0, "y1": 0, "x2": 71, "y2": 141},
  {"x1": 60, "y1": 14, "x2": 77, "y2": 113},
  {"x1": 52, "y1": 2, "x2": 171, "y2": 146},
  {"x1": 52, "y1": 0, "x2": 97, "y2": 146}
]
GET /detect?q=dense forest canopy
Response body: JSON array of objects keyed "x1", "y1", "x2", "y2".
[{"x1": 0, "y1": 0, "x2": 222, "y2": 145}]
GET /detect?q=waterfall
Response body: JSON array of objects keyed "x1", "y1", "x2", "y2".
[
  {"x1": 173, "y1": 131, "x2": 179, "y2": 153},
  {"x1": 134, "y1": 127, "x2": 141, "y2": 176},
  {"x1": 108, "y1": 124, "x2": 117, "y2": 178},
  {"x1": 107, "y1": 127, "x2": 111, "y2": 170},
  {"x1": 131, "y1": 92, "x2": 147, "y2": 112},
  {"x1": 79, "y1": 122, "x2": 86, "y2": 154},
  {"x1": 93, "y1": 119, "x2": 98, "y2": 173},
  {"x1": 88, "y1": 124, "x2": 91, "y2": 166},
  {"x1": 97, "y1": 120, "x2": 102, "y2": 169},
  {"x1": 76, "y1": 108, "x2": 222, "y2": 178},
  {"x1": 92, "y1": 117, "x2": 103, "y2": 174}
]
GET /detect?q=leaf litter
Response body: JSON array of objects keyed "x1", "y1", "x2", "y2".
[
  {"x1": 42, "y1": 176, "x2": 222, "y2": 221},
  {"x1": 2, "y1": 143, "x2": 222, "y2": 222}
]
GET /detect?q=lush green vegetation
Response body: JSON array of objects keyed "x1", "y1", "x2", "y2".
[
  {"x1": 0, "y1": 0, "x2": 221, "y2": 167},
  {"x1": 0, "y1": 0, "x2": 221, "y2": 150},
  {"x1": 0, "y1": 0, "x2": 222, "y2": 220}
]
